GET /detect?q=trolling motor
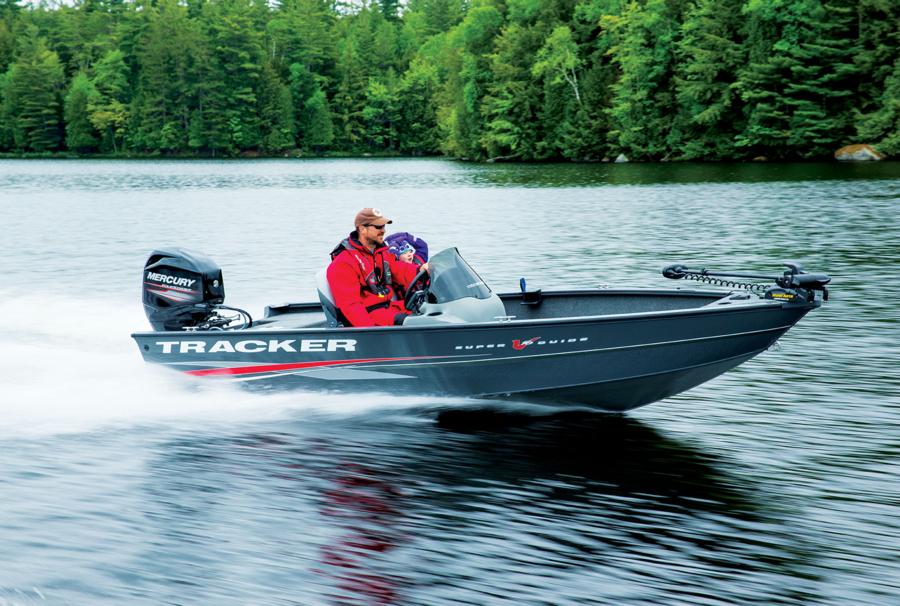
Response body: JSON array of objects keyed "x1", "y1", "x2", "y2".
[
  {"x1": 663, "y1": 262, "x2": 831, "y2": 304},
  {"x1": 142, "y1": 248, "x2": 252, "y2": 331}
]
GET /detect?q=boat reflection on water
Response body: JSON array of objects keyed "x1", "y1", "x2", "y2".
[
  {"x1": 426, "y1": 409, "x2": 757, "y2": 514},
  {"x1": 316, "y1": 462, "x2": 407, "y2": 605},
  {"x1": 306, "y1": 410, "x2": 759, "y2": 604},
  {"x1": 136, "y1": 410, "x2": 823, "y2": 604}
]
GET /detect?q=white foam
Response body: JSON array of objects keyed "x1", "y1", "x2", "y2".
[{"x1": 0, "y1": 291, "x2": 461, "y2": 438}]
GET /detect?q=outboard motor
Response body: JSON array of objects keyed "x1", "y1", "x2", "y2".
[{"x1": 142, "y1": 248, "x2": 228, "y2": 331}]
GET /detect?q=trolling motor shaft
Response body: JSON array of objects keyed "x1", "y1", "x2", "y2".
[{"x1": 663, "y1": 262, "x2": 831, "y2": 303}]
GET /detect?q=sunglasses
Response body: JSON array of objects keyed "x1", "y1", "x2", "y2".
[{"x1": 365, "y1": 223, "x2": 387, "y2": 230}]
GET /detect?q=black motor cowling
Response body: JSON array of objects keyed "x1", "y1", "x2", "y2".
[{"x1": 142, "y1": 248, "x2": 225, "y2": 331}]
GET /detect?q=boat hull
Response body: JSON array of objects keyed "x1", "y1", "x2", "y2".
[{"x1": 132, "y1": 296, "x2": 812, "y2": 412}]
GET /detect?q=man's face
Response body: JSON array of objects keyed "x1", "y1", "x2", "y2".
[{"x1": 359, "y1": 222, "x2": 387, "y2": 247}]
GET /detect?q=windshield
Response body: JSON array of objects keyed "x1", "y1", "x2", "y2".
[{"x1": 427, "y1": 248, "x2": 492, "y2": 303}]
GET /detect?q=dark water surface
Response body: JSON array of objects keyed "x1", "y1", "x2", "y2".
[{"x1": 0, "y1": 159, "x2": 898, "y2": 605}]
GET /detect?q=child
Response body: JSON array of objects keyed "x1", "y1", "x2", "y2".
[
  {"x1": 386, "y1": 232, "x2": 429, "y2": 266},
  {"x1": 395, "y1": 241, "x2": 416, "y2": 264}
]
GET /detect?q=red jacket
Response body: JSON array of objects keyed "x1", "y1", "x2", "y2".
[{"x1": 327, "y1": 233, "x2": 420, "y2": 327}]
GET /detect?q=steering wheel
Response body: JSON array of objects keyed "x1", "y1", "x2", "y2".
[{"x1": 404, "y1": 267, "x2": 431, "y2": 314}]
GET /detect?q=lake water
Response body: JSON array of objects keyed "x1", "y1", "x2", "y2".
[{"x1": 0, "y1": 159, "x2": 898, "y2": 605}]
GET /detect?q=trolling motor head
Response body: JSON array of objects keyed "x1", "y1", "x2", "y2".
[
  {"x1": 768, "y1": 262, "x2": 831, "y2": 303},
  {"x1": 775, "y1": 262, "x2": 831, "y2": 291}
]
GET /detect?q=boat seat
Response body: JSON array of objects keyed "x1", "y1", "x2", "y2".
[{"x1": 315, "y1": 269, "x2": 346, "y2": 328}]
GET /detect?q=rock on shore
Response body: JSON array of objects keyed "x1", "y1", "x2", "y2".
[{"x1": 834, "y1": 144, "x2": 886, "y2": 161}]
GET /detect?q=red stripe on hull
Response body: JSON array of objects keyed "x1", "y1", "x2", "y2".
[{"x1": 183, "y1": 355, "x2": 449, "y2": 377}]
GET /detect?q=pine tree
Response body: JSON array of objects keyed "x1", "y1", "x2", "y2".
[
  {"x1": 532, "y1": 24, "x2": 585, "y2": 159},
  {"x1": 373, "y1": 17, "x2": 402, "y2": 73},
  {"x1": 857, "y1": 55, "x2": 900, "y2": 154},
  {"x1": 403, "y1": 0, "x2": 465, "y2": 39},
  {"x1": 737, "y1": 0, "x2": 859, "y2": 159},
  {"x1": 437, "y1": 3, "x2": 503, "y2": 158},
  {"x1": 671, "y1": 0, "x2": 744, "y2": 159},
  {"x1": 733, "y1": 0, "x2": 791, "y2": 158},
  {"x1": 332, "y1": 30, "x2": 369, "y2": 150},
  {"x1": 89, "y1": 48, "x2": 130, "y2": 152},
  {"x1": 557, "y1": 0, "x2": 623, "y2": 161},
  {"x1": 362, "y1": 77, "x2": 398, "y2": 150},
  {"x1": 603, "y1": 0, "x2": 681, "y2": 160},
  {"x1": 0, "y1": 14, "x2": 15, "y2": 75},
  {"x1": 64, "y1": 71, "x2": 99, "y2": 152},
  {"x1": 303, "y1": 87, "x2": 334, "y2": 150},
  {"x1": 267, "y1": 0, "x2": 337, "y2": 77},
  {"x1": 397, "y1": 57, "x2": 440, "y2": 154},
  {"x1": 481, "y1": 22, "x2": 543, "y2": 160},
  {"x1": 257, "y1": 60, "x2": 295, "y2": 153},
  {"x1": 54, "y1": 0, "x2": 115, "y2": 74},
  {"x1": 381, "y1": 0, "x2": 402, "y2": 22},
  {"x1": 130, "y1": 0, "x2": 206, "y2": 153},
  {"x1": 201, "y1": 0, "x2": 264, "y2": 155},
  {"x1": 783, "y1": 0, "x2": 858, "y2": 157},
  {"x1": 0, "y1": 70, "x2": 13, "y2": 150},
  {"x1": 4, "y1": 27, "x2": 65, "y2": 152},
  {"x1": 856, "y1": 0, "x2": 900, "y2": 117}
]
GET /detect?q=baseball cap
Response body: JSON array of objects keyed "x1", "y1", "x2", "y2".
[{"x1": 354, "y1": 208, "x2": 393, "y2": 227}]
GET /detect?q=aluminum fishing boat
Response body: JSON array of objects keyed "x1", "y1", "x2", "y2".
[{"x1": 133, "y1": 247, "x2": 830, "y2": 412}]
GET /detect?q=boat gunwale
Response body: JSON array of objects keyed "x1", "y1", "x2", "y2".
[{"x1": 131, "y1": 288, "x2": 806, "y2": 339}]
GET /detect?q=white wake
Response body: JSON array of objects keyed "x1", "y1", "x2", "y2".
[{"x1": 0, "y1": 291, "x2": 460, "y2": 438}]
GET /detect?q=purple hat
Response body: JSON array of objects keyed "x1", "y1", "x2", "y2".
[
  {"x1": 388, "y1": 239, "x2": 414, "y2": 258},
  {"x1": 385, "y1": 232, "x2": 429, "y2": 262}
]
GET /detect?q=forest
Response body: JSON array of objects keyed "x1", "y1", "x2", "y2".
[{"x1": 0, "y1": 0, "x2": 898, "y2": 161}]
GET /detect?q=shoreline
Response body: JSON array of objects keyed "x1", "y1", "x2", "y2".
[{"x1": 0, "y1": 152, "x2": 893, "y2": 164}]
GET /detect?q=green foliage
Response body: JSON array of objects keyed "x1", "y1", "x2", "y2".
[
  {"x1": 201, "y1": 0, "x2": 264, "y2": 155},
  {"x1": 397, "y1": 57, "x2": 440, "y2": 154},
  {"x1": 604, "y1": 0, "x2": 681, "y2": 159},
  {"x1": 303, "y1": 88, "x2": 335, "y2": 149},
  {"x1": 507, "y1": 0, "x2": 543, "y2": 24},
  {"x1": 0, "y1": 16, "x2": 15, "y2": 74},
  {"x1": 0, "y1": 71, "x2": 11, "y2": 149},
  {"x1": 64, "y1": 71, "x2": 99, "y2": 152},
  {"x1": 735, "y1": 0, "x2": 860, "y2": 159},
  {"x1": 437, "y1": 4, "x2": 503, "y2": 158},
  {"x1": 783, "y1": 0, "x2": 858, "y2": 156},
  {"x1": 405, "y1": 0, "x2": 465, "y2": 39},
  {"x1": 481, "y1": 22, "x2": 542, "y2": 160},
  {"x1": 257, "y1": 61, "x2": 295, "y2": 153},
  {"x1": 671, "y1": 0, "x2": 744, "y2": 160},
  {"x1": 0, "y1": 0, "x2": 897, "y2": 160},
  {"x1": 129, "y1": 0, "x2": 205, "y2": 154},
  {"x1": 89, "y1": 49, "x2": 130, "y2": 152},
  {"x1": 362, "y1": 77, "x2": 399, "y2": 149},
  {"x1": 267, "y1": 0, "x2": 336, "y2": 75},
  {"x1": 3, "y1": 28, "x2": 65, "y2": 152},
  {"x1": 857, "y1": 55, "x2": 900, "y2": 155},
  {"x1": 533, "y1": 26, "x2": 583, "y2": 104},
  {"x1": 852, "y1": 0, "x2": 900, "y2": 119}
]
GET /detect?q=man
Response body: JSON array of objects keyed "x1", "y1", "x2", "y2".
[{"x1": 327, "y1": 208, "x2": 428, "y2": 327}]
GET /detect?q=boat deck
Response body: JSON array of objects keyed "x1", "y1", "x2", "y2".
[{"x1": 254, "y1": 289, "x2": 738, "y2": 331}]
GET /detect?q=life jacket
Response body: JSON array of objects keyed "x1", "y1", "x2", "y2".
[{"x1": 330, "y1": 236, "x2": 395, "y2": 311}]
